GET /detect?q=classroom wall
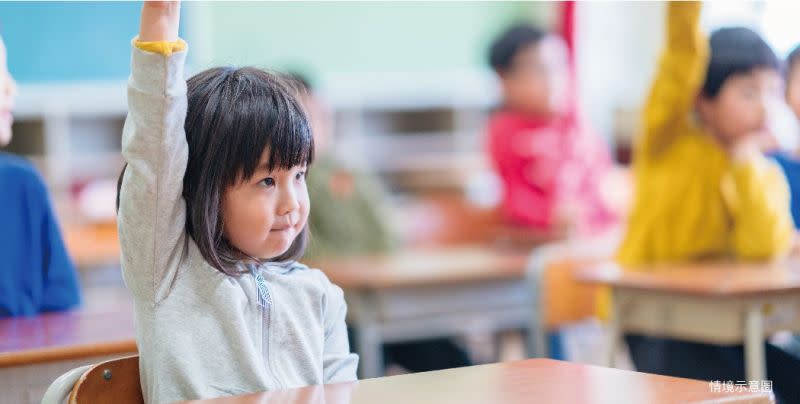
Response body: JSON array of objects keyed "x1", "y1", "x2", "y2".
[
  {"x1": 575, "y1": 1, "x2": 663, "y2": 144},
  {"x1": 184, "y1": 1, "x2": 545, "y2": 80},
  {"x1": 1, "y1": 2, "x2": 142, "y2": 83},
  {"x1": 3, "y1": 1, "x2": 548, "y2": 83},
  {"x1": 6, "y1": 2, "x2": 796, "y2": 147}
]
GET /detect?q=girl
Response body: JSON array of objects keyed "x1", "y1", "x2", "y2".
[{"x1": 118, "y1": 2, "x2": 357, "y2": 402}]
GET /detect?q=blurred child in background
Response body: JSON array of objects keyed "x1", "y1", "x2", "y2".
[
  {"x1": 769, "y1": 46, "x2": 800, "y2": 230},
  {"x1": 0, "y1": 35, "x2": 80, "y2": 317},
  {"x1": 295, "y1": 75, "x2": 396, "y2": 258},
  {"x1": 486, "y1": 1, "x2": 618, "y2": 238},
  {"x1": 293, "y1": 75, "x2": 473, "y2": 374},
  {"x1": 618, "y1": 2, "x2": 799, "y2": 401},
  {"x1": 618, "y1": 2, "x2": 792, "y2": 265}
]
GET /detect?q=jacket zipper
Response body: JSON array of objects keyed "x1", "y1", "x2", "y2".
[{"x1": 253, "y1": 267, "x2": 284, "y2": 389}]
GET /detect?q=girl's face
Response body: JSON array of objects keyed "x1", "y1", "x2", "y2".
[
  {"x1": 221, "y1": 148, "x2": 310, "y2": 261},
  {"x1": 0, "y1": 38, "x2": 17, "y2": 147}
]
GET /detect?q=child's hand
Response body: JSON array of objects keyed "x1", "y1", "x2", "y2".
[
  {"x1": 554, "y1": 200, "x2": 584, "y2": 238},
  {"x1": 139, "y1": 1, "x2": 181, "y2": 42},
  {"x1": 597, "y1": 167, "x2": 632, "y2": 218},
  {"x1": 729, "y1": 135, "x2": 763, "y2": 164},
  {"x1": 755, "y1": 131, "x2": 780, "y2": 154}
]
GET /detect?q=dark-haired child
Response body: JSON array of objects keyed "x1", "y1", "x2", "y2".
[
  {"x1": 0, "y1": 35, "x2": 80, "y2": 317},
  {"x1": 768, "y1": 45, "x2": 800, "y2": 230},
  {"x1": 617, "y1": 2, "x2": 799, "y2": 402},
  {"x1": 618, "y1": 2, "x2": 792, "y2": 266},
  {"x1": 290, "y1": 75, "x2": 473, "y2": 375},
  {"x1": 117, "y1": 3, "x2": 356, "y2": 402},
  {"x1": 486, "y1": 1, "x2": 617, "y2": 237}
]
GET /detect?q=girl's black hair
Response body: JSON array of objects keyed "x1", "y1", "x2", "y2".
[{"x1": 118, "y1": 66, "x2": 314, "y2": 275}]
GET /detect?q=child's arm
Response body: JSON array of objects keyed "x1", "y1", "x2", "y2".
[
  {"x1": 723, "y1": 152, "x2": 794, "y2": 260},
  {"x1": 559, "y1": 1, "x2": 575, "y2": 56},
  {"x1": 637, "y1": 1, "x2": 707, "y2": 160},
  {"x1": 320, "y1": 275, "x2": 359, "y2": 383},
  {"x1": 559, "y1": 0, "x2": 577, "y2": 118},
  {"x1": 118, "y1": 1, "x2": 188, "y2": 301}
]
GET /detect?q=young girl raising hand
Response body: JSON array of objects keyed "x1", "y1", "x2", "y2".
[{"x1": 119, "y1": 2, "x2": 357, "y2": 401}]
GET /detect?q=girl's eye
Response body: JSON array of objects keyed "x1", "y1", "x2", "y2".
[
  {"x1": 261, "y1": 177, "x2": 275, "y2": 187},
  {"x1": 296, "y1": 171, "x2": 306, "y2": 181}
]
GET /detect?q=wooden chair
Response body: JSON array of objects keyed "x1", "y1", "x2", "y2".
[
  {"x1": 42, "y1": 355, "x2": 142, "y2": 404},
  {"x1": 525, "y1": 234, "x2": 621, "y2": 357}
]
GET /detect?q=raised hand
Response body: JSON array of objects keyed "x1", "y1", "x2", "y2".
[{"x1": 139, "y1": 1, "x2": 181, "y2": 42}]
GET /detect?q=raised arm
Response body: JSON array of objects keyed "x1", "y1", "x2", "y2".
[
  {"x1": 636, "y1": 1, "x2": 708, "y2": 161},
  {"x1": 118, "y1": 1, "x2": 189, "y2": 302}
]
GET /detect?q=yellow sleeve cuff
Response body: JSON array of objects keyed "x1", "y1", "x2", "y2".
[{"x1": 134, "y1": 38, "x2": 187, "y2": 56}]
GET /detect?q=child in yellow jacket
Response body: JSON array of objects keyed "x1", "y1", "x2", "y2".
[
  {"x1": 618, "y1": 1, "x2": 792, "y2": 266},
  {"x1": 619, "y1": 3, "x2": 799, "y2": 402}
]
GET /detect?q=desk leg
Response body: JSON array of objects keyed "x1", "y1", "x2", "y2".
[
  {"x1": 744, "y1": 303, "x2": 766, "y2": 382},
  {"x1": 526, "y1": 265, "x2": 548, "y2": 358},
  {"x1": 356, "y1": 323, "x2": 383, "y2": 379},
  {"x1": 350, "y1": 293, "x2": 384, "y2": 379},
  {"x1": 605, "y1": 289, "x2": 621, "y2": 368}
]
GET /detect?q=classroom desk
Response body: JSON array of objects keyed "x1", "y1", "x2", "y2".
[
  {"x1": 63, "y1": 222, "x2": 121, "y2": 268},
  {"x1": 310, "y1": 247, "x2": 533, "y2": 379},
  {"x1": 180, "y1": 358, "x2": 773, "y2": 404},
  {"x1": 576, "y1": 261, "x2": 800, "y2": 382},
  {"x1": 0, "y1": 288, "x2": 136, "y2": 404}
]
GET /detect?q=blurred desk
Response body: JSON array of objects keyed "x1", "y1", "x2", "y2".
[
  {"x1": 576, "y1": 261, "x2": 800, "y2": 382},
  {"x1": 311, "y1": 247, "x2": 532, "y2": 378},
  {"x1": 396, "y1": 193, "x2": 560, "y2": 249},
  {"x1": 0, "y1": 287, "x2": 136, "y2": 404},
  {"x1": 179, "y1": 358, "x2": 773, "y2": 404},
  {"x1": 63, "y1": 222, "x2": 120, "y2": 268}
]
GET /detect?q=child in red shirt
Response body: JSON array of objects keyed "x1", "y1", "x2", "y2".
[{"x1": 487, "y1": 1, "x2": 617, "y2": 236}]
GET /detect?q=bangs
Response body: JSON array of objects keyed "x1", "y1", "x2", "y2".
[{"x1": 187, "y1": 66, "x2": 314, "y2": 189}]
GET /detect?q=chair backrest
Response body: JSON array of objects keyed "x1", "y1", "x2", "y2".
[
  {"x1": 526, "y1": 234, "x2": 623, "y2": 337},
  {"x1": 525, "y1": 235, "x2": 621, "y2": 358},
  {"x1": 542, "y1": 258, "x2": 604, "y2": 328},
  {"x1": 68, "y1": 355, "x2": 142, "y2": 404}
]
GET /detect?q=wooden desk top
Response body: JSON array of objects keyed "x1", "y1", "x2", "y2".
[
  {"x1": 309, "y1": 247, "x2": 530, "y2": 290},
  {"x1": 0, "y1": 288, "x2": 136, "y2": 368},
  {"x1": 576, "y1": 260, "x2": 800, "y2": 298},
  {"x1": 180, "y1": 359, "x2": 772, "y2": 404}
]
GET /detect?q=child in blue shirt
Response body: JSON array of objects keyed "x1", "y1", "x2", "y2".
[
  {"x1": 0, "y1": 36, "x2": 80, "y2": 317},
  {"x1": 772, "y1": 45, "x2": 800, "y2": 229}
]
